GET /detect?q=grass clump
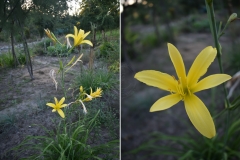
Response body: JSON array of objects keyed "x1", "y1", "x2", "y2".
[
  {"x1": 0, "y1": 51, "x2": 26, "y2": 68},
  {"x1": 73, "y1": 68, "x2": 118, "y2": 92},
  {"x1": 11, "y1": 111, "x2": 119, "y2": 160}
]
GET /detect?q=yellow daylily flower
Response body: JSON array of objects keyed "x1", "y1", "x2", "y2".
[
  {"x1": 134, "y1": 43, "x2": 231, "y2": 138},
  {"x1": 66, "y1": 26, "x2": 93, "y2": 47},
  {"x1": 46, "y1": 97, "x2": 68, "y2": 118},
  {"x1": 83, "y1": 87, "x2": 103, "y2": 102}
]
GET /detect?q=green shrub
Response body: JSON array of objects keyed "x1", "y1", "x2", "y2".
[
  {"x1": 98, "y1": 40, "x2": 119, "y2": 68},
  {"x1": 99, "y1": 41, "x2": 114, "y2": 58},
  {"x1": 108, "y1": 60, "x2": 119, "y2": 73},
  {"x1": 47, "y1": 44, "x2": 69, "y2": 57},
  {"x1": 32, "y1": 38, "x2": 52, "y2": 55},
  {"x1": 0, "y1": 52, "x2": 26, "y2": 68},
  {"x1": 73, "y1": 68, "x2": 118, "y2": 93},
  {"x1": 181, "y1": 14, "x2": 210, "y2": 33},
  {"x1": 141, "y1": 34, "x2": 158, "y2": 48}
]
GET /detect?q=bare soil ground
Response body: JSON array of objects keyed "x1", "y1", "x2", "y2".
[
  {"x1": 0, "y1": 51, "x2": 119, "y2": 159},
  {"x1": 121, "y1": 32, "x2": 232, "y2": 160}
]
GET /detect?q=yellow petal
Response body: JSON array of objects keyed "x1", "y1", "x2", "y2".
[
  {"x1": 187, "y1": 46, "x2": 217, "y2": 87},
  {"x1": 59, "y1": 97, "x2": 65, "y2": 105},
  {"x1": 65, "y1": 34, "x2": 75, "y2": 39},
  {"x1": 60, "y1": 104, "x2": 68, "y2": 108},
  {"x1": 80, "y1": 40, "x2": 93, "y2": 46},
  {"x1": 184, "y1": 94, "x2": 216, "y2": 138},
  {"x1": 52, "y1": 109, "x2": 56, "y2": 112},
  {"x1": 54, "y1": 97, "x2": 58, "y2": 104},
  {"x1": 74, "y1": 26, "x2": 78, "y2": 37},
  {"x1": 191, "y1": 74, "x2": 232, "y2": 93},
  {"x1": 74, "y1": 37, "x2": 80, "y2": 46},
  {"x1": 78, "y1": 29, "x2": 84, "y2": 38},
  {"x1": 46, "y1": 103, "x2": 56, "y2": 108},
  {"x1": 150, "y1": 94, "x2": 181, "y2": 112},
  {"x1": 167, "y1": 43, "x2": 187, "y2": 85},
  {"x1": 57, "y1": 109, "x2": 65, "y2": 118},
  {"x1": 134, "y1": 70, "x2": 177, "y2": 92},
  {"x1": 83, "y1": 31, "x2": 91, "y2": 39}
]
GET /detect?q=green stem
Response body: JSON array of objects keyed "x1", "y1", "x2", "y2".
[
  {"x1": 61, "y1": 70, "x2": 66, "y2": 98},
  {"x1": 213, "y1": 108, "x2": 227, "y2": 119},
  {"x1": 208, "y1": 1, "x2": 230, "y2": 149}
]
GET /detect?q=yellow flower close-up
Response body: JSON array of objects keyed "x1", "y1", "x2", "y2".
[
  {"x1": 134, "y1": 43, "x2": 231, "y2": 138},
  {"x1": 46, "y1": 97, "x2": 68, "y2": 118},
  {"x1": 66, "y1": 26, "x2": 93, "y2": 47}
]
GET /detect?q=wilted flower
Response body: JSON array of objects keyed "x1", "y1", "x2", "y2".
[{"x1": 44, "y1": 28, "x2": 56, "y2": 44}]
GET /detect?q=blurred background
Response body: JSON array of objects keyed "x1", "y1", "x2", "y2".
[{"x1": 121, "y1": 0, "x2": 240, "y2": 159}]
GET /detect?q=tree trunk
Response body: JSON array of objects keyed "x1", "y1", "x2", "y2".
[
  {"x1": 10, "y1": 21, "x2": 19, "y2": 67},
  {"x1": 17, "y1": 18, "x2": 34, "y2": 80}
]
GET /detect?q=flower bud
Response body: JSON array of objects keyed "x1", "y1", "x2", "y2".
[{"x1": 227, "y1": 13, "x2": 237, "y2": 23}]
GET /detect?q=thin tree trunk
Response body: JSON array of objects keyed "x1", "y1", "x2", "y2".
[
  {"x1": 10, "y1": 21, "x2": 19, "y2": 67},
  {"x1": 17, "y1": 18, "x2": 34, "y2": 80}
]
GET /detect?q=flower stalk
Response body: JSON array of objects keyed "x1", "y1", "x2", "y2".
[{"x1": 206, "y1": 0, "x2": 231, "y2": 149}]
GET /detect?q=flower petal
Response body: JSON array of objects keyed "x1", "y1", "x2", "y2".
[
  {"x1": 59, "y1": 97, "x2": 65, "y2": 105},
  {"x1": 65, "y1": 34, "x2": 75, "y2": 39},
  {"x1": 167, "y1": 43, "x2": 187, "y2": 85},
  {"x1": 54, "y1": 97, "x2": 58, "y2": 104},
  {"x1": 57, "y1": 109, "x2": 65, "y2": 118},
  {"x1": 134, "y1": 70, "x2": 177, "y2": 92},
  {"x1": 150, "y1": 94, "x2": 181, "y2": 112},
  {"x1": 60, "y1": 104, "x2": 68, "y2": 108},
  {"x1": 52, "y1": 109, "x2": 56, "y2": 112},
  {"x1": 46, "y1": 103, "x2": 56, "y2": 108},
  {"x1": 78, "y1": 29, "x2": 84, "y2": 38},
  {"x1": 192, "y1": 74, "x2": 232, "y2": 93},
  {"x1": 184, "y1": 94, "x2": 216, "y2": 138},
  {"x1": 80, "y1": 40, "x2": 93, "y2": 46},
  {"x1": 83, "y1": 31, "x2": 91, "y2": 39},
  {"x1": 187, "y1": 46, "x2": 217, "y2": 87}
]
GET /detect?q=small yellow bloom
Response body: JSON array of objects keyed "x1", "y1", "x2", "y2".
[
  {"x1": 80, "y1": 86, "x2": 83, "y2": 93},
  {"x1": 134, "y1": 43, "x2": 231, "y2": 138},
  {"x1": 46, "y1": 97, "x2": 68, "y2": 118},
  {"x1": 83, "y1": 87, "x2": 103, "y2": 102},
  {"x1": 66, "y1": 26, "x2": 93, "y2": 47},
  {"x1": 91, "y1": 87, "x2": 103, "y2": 98}
]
